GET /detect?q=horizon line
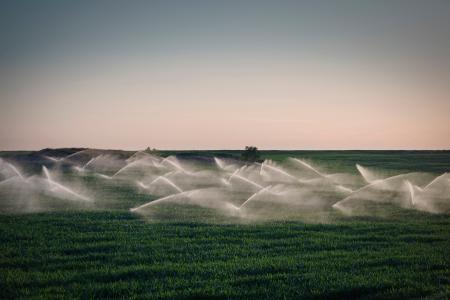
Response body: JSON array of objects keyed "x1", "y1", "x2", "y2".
[{"x1": 2, "y1": 147, "x2": 450, "y2": 152}]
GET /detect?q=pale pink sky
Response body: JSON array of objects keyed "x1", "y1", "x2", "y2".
[{"x1": 1, "y1": 1, "x2": 449, "y2": 150}]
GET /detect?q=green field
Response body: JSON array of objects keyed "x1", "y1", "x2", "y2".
[{"x1": 0, "y1": 150, "x2": 449, "y2": 299}]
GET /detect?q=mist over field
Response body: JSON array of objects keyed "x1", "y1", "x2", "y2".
[{"x1": 1, "y1": 149, "x2": 449, "y2": 221}]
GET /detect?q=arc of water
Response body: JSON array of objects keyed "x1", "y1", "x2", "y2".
[
  {"x1": 227, "y1": 169, "x2": 240, "y2": 181},
  {"x1": 127, "y1": 151, "x2": 143, "y2": 162},
  {"x1": 423, "y1": 173, "x2": 447, "y2": 190},
  {"x1": 404, "y1": 180, "x2": 415, "y2": 205},
  {"x1": 150, "y1": 170, "x2": 177, "y2": 180},
  {"x1": 130, "y1": 189, "x2": 204, "y2": 212},
  {"x1": 163, "y1": 159, "x2": 185, "y2": 172},
  {"x1": 43, "y1": 150, "x2": 89, "y2": 165},
  {"x1": 228, "y1": 173, "x2": 264, "y2": 189},
  {"x1": 0, "y1": 176, "x2": 19, "y2": 186},
  {"x1": 214, "y1": 157, "x2": 225, "y2": 170},
  {"x1": 336, "y1": 185, "x2": 353, "y2": 194},
  {"x1": 332, "y1": 172, "x2": 415, "y2": 209},
  {"x1": 239, "y1": 185, "x2": 272, "y2": 209},
  {"x1": 112, "y1": 160, "x2": 152, "y2": 177},
  {"x1": 225, "y1": 202, "x2": 240, "y2": 211},
  {"x1": 163, "y1": 170, "x2": 177, "y2": 176},
  {"x1": 73, "y1": 166, "x2": 84, "y2": 173},
  {"x1": 152, "y1": 160, "x2": 164, "y2": 168},
  {"x1": 127, "y1": 151, "x2": 149, "y2": 162},
  {"x1": 43, "y1": 166, "x2": 52, "y2": 182},
  {"x1": 112, "y1": 162, "x2": 134, "y2": 177},
  {"x1": 138, "y1": 170, "x2": 178, "y2": 187},
  {"x1": 42, "y1": 166, "x2": 90, "y2": 201},
  {"x1": 415, "y1": 185, "x2": 424, "y2": 192},
  {"x1": 291, "y1": 158, "x2": 325, "y2": 178},
  {"x1": 97, "y1": 173, "x2": 112, "y2": 180},
  {"x1": 149, "y1": 175, "x2": 183, "y2": 193},
  {"x1": 51, "y1": 150, "x2": 89, "y2": 164},
  {"x1": 159, "y1": 157, "x2": 189, "y2": 173},
  {"x1": 130, "y1": 188, "x2": 240, "y2": 213},
  {"x1": 49, "y1": 180, "x2": 90, "y2": 201},
  {"x1": 291, "y1": 159, "x2": 355, "y2": 192},
  {"x1": 355, "y1": 164, "x2": 381, "y2": 184},
  {"x1": 63, "y1": 150, "x2": 88, "y2": 160},
  {"x1": 127, "y1": 151, "x2": 162, "y2": 164},
  {"x1": 82, "y1": 156, "x2": 98, "y2": 170},
  {"x1": 259, "y1": 161, "x2": 264, "y2": 175},
  {"x1": 261, "y1": 162, "x2": 298, "y2": 181},
  {"x1": 43, "y1": 155, "x2": 61, "y2": 162},
  {"x1": 6, "y1": 163, "x2": 24, "y2": 179},
  {"x1": 137, "y1": 181, "x2": 149, "y2": 189}
]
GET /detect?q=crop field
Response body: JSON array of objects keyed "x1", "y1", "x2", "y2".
[{"x1": 0, "y1": 150, "x2": 449, "y2": 299}]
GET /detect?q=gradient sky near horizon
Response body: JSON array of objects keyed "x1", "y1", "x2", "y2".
[{"x1": 1, "y1": 0, "x2": 449, "y2": 150}]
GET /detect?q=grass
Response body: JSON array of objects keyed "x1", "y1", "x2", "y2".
[
  {"x1": 1, "y1": 211, "x2": 449, "y2": 299},
  {"x1": 0, "y1": 150, "x2": 449, "y2": 299}
]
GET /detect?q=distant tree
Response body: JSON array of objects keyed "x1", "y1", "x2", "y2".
[
  {"x1": 145, "y1": 147, "x2": 159, "y2": 156},
  {"x1": 241, "y1": 146, "x2": 260, "y2": 162}
]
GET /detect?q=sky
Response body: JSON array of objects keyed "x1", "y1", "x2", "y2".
[{"x1": 1, "y1": 0, "x2": 449, "y2": 150}]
